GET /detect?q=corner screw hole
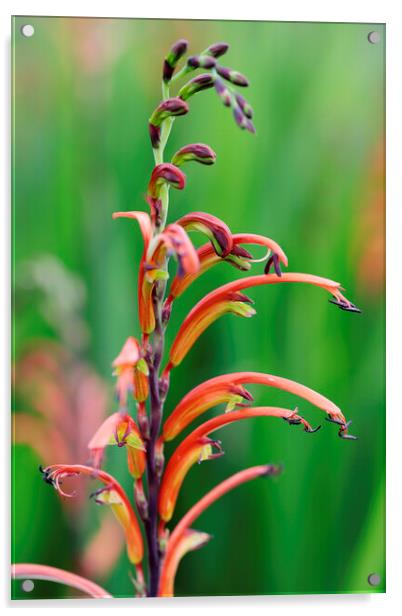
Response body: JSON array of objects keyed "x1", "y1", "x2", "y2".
[
  {"x1": 368, "y1": 573, "x2": 381, "y2": 586},
  {"x1": 22, "y1": 579, "x2": 35, "y2": 592},
  {"x1": 368, "y1": 31, "x2": 380, "y2": 44},
  {"x1": 21, "y1": 24, "x2": 35, "y2": 38}
]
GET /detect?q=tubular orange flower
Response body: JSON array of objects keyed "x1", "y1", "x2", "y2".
[
  {"x1": 147, "y1": 163, "x2": 186, "y2": 226},
  {"x1": 12, "y1": 564, "x2": 112, "y2": 599},
  {"x1": 112, "y1": 212, "x2": 154, "y2": 335},
  {"x1": 158, "y1": 437, "x2": 224, "y2": 522},
  {"x1": 159, "y1": 464, "x2": 281, "y2": 597},
  {"x1": 156, "y1": 530, "x2": 211, "y2": 597},
  {"x1": 167, "y1": 232, "x2": 288, "y2": 302},
  {"x1": 162, "y1": 371, "x2": 346, "y2": 441},
  {"x1": 41, "y1": 464, "x2": 144, "y2": 566},
  {"x1": 176, "y1": 212, "x2": 233, "y2": 257},
  {"x1": 166, "y1": 273, "x2": 360, "y2": 369},
  {"x1": 159, "y1": 407, "x2": 314, "y2": 522},
  {"x1": 111, "y1": 336, "x2": 149, "y2": 404},
  {"x1": 88, "y1": 411, "x2": 146, "y2": 478},
  {"x1": 151, "y1": 223, "x2": 200, "y2": 277},
  {"x1": 166, "y1": 291, "x2": 256, "y2": 369}
]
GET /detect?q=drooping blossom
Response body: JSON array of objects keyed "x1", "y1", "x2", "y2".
[{"x1": 158, "y1": 465, "x2": 281, "y2": 597}]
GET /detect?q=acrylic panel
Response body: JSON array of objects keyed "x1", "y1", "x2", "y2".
[{"x1": 11, "y1": 16, "x2": 385, "y2": 599}]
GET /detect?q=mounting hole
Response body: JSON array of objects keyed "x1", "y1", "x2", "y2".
[
  {"x1": 21, "y1": 24, "x2": 35, "y2": 38},
  {"x1": 22, "y1": 579, "x2": 35, "y2": 592},
  {"x1": 368, "y1": 573, "x2": 381, "y2": 586},
  {"x1": 367, "y1": 31, "x2": 380, "y2": 44}
]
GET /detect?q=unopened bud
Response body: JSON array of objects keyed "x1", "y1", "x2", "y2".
[
  {"x1": 205, "y1": 42, "x2": 229, "y2": 58},
  {"x1": 187, "y1": 55, "x2": 216, "y2": 69},
  {"x1": 178, "y1": 73, "x2": 215, "y2": 100},
  {"x1": 149, "y1": 98, "x2": 189, "y2": 148},
  {"x1": 163, "y1": 38, "x2": 188, "y2": 83},
  {"x1": 235, "y1": 93, "x2": 253, "y2": 118},
  {"x1": 214, "y1": 77, "x2": 232, "y2": 107},
  {"x1": 217, "y1": 65, "x2": 249, "y2": 87},
  {"x1": 171, "y1": 143, "x2": 216, "y2": 167}
]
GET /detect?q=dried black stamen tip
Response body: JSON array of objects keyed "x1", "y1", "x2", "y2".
[
  {"x1": 305, "y1": 424, "x2": 321, "y2": 434},
  {"x1": 283, "y1": 416, "x2": 302, "y2": 426},
  {"x1": 263, "y1": 463, "x2": 283, "y2": 477},
  {"x1": 325, "y1": 416, "x2": 345, "y2": 426},
  {"x1": 338, "y1": 420, "x2": 358, "y2": 440},
  {"x1": 328, "y1": 298, "x2": 362, "y2": 313},
  {"x1": 39, "y1": 465, "x2": 54, "y2": 485}
]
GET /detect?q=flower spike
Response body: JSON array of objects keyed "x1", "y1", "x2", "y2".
[
  {"x1": 42, "y1": 464, "x2": 144, "y2": 565},
  {"x1": 166, "y1": 273, "x2": 359, "y2": 369},
  {"x1": 159, "y1": 464, "x2": 281, "y2": 597},
  {"x1": 176, "y1": 212, "x2": 233, "y2": 257},
  {"x1": 159, "y1": 407, "x2": 311, "y2": 522},
  {"x1": 162, "y1": 371, "x2": 346, "y2": 441}
]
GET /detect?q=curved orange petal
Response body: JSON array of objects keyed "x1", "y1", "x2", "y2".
[
  {"x1": 166, "y1": 273, "x2": 358, "y2": 370},
  {"x1": 168, "y1": 232, "x2": 288, "y2": 301},
  {"x1": 159, "y1": 407, "x2": 311, "y2": 522},
  {"x1": 159, "y1": 464, "x2": 281, "y2": 597},
  {"x1": 158, "y1": 437, "x2": 223, "y2": 522},
  {"x1": 162, "y1": 371, "x2": 345, "y2": 441},
  {"x1": 42, "y1": 464, "x2": 144, "y2": 565}
]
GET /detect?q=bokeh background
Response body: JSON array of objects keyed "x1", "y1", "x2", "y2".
[{"x1": 12, "y1": 17, "x2": 385, "y2": 599}]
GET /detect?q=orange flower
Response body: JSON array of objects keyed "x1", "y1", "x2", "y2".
[
  {"x1": 166, "y1": 273, "x2": 360, "y2": 370},
  {"x1": 167, "y1": 232, "x2": 288, "y2": 302},
  {"x1": 111, "y1": 336, "x2": 149, "y2": 405},
  {"x1": 41, "y1": 464, "x2": 144, "y2": 566},
  {"x1": 88, "y1": 411, "x2": 146, "y2": 478},
  {"x1": 162, "y1": 370, "x2": 346, "y2": 441},
  {"x1": 158, "y1": 464, "x2": 281, "y2": 597},
  {"x1": 112, "y1": 212, "x2": 154, "y2": 335},
  {"x1": 159, "y1": 406, "x2": 314, "y2": 522},
  {"x1": 176, "y1": 212, "x2": 233, "y2": 257},
  {"x1": 158, "y1": 437, "x2": 224, "y2": 522}
]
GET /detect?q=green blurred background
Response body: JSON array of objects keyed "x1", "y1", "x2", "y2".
[{"x1": 12, "y1": 17, "x2": 385, "y2": 599}]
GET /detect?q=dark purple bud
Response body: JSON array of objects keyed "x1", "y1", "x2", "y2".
[
  {"x1": 235, "y1": 93, "x2": 254, "y2": 118},
  {"x1": 214, "y1": 77, "x2": 232, "y2": 107},
  {"x1": 178, "y1": 73, "x2": 215, "y2": 100},
  {"x1": 205, "y1": 42, "x2": 229, "y2": 58},
  {"x1": 163, "y1": 39, "x2": 189, "y2": 83},
  {"x1": 217, "y1": 65, "x2": 249, "y2": 87},
  {"x1": 187, "y1": 55, "x2": 216, "y2": 69}
]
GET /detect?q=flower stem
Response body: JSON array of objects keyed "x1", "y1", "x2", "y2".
[{"x1": 144, "y1": 80, "x2": 172, "y2": 596}]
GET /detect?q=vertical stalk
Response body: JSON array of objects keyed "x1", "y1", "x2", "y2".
[{"x1": 144, "y1": 81, "x2": 172, "y2": 596}]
